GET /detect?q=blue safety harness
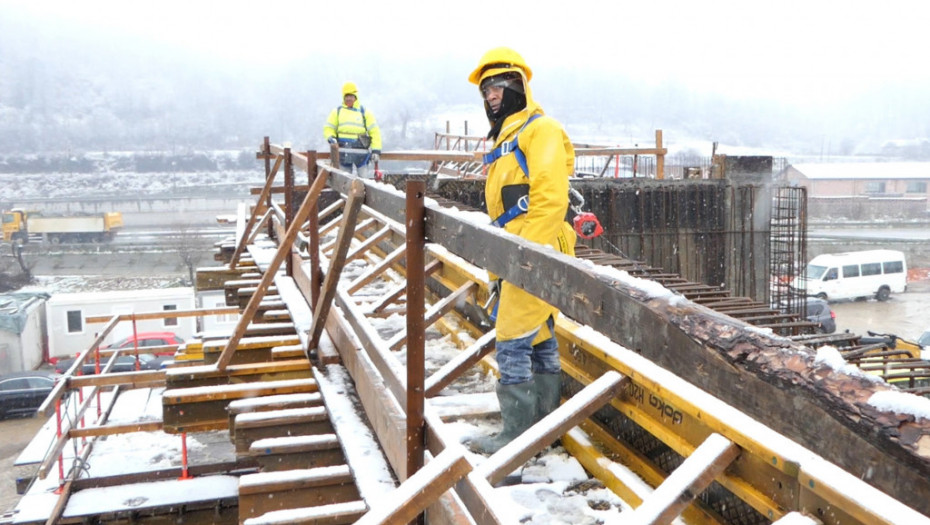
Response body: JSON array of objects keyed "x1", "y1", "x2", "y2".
[{"x1": 485, "y1": 114, "x2": 541, "y2": 228}]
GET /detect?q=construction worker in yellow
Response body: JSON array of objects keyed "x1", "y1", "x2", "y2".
[
  {"x1": 323, "y1": 82, "x2": 382, "y2": 179},
  {"x1": 467, "y1": 47, "x2": 576, "y2": 454}
]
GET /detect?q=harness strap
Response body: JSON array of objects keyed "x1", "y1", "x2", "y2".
[
  {"x1": 487, "y1": 114, "x2": 542, "y2": 228},
  {"x1": 482, "y1": 114, "x2": 541, "y2": 176},
  {"x1": 491, "y1": 194, "x2": 529, "y2": 228}
]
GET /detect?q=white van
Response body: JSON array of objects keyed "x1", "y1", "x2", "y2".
[{"x1": 792, "y1": 249, "x2": 907, "y2": 301}]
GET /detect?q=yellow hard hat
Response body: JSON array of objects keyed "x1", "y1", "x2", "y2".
[
  {"x1": 468, "y1": 47, "x2": 533, "y2": 85},
  {"x1": 342, "y1": 82, "x2": 358, "y2": 97}
]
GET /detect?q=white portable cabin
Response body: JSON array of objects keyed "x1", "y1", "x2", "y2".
[
  {"x1": 792, "y1": 250, "x2": 908, "y2": 302},
  {"x1": 196, "y1": 289, "x2": 241, "y2": 336},
  {"x1": 45, "y1": 288, "x2": 196, "y2": 360},
  {"x1": 0, "y1": 293, "x2": 48, "y2": 373}
]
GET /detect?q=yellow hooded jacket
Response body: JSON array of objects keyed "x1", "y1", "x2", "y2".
[
  {"x1": 475, "y1": 61, "x2": 576, "y2": 343},
  {"x1": 323, "y1": 83, "x2": 382, "y2": 151}
]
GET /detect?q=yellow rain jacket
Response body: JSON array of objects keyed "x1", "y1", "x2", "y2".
[{"x1": 471, "y1": 54, "x2": 576, "y2": 343}]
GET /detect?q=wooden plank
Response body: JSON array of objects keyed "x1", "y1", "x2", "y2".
[
  {"x1": 626, "y1": 433, "x2": 740, "y2": 525},
  {"x1": 476, "y1": 370, "x2": 627, "y2": 487},
  {"x1": 425, "y1": 330, "x2": 496, "y2": 397},
  {"x1": 309, "y1": 179, "x2": 365, "y2": 352},
  {"x1": 241, "y1": 501, "x2": 367, "y2": 525},
  {"x1": 216, "y1": 168, "x2": 331, "y2": 371},
  {"x1": 347, "y1": 244, "x2": 406, "y2": 295},
  {"x1": 386, "y1": 280, "x2": 476, "y2": 351},
  {"x1": 68, "y1": 370, "x2": 166, "y2": 389},
  {"x1": 238, "y1": 466, "x2": 360, "y2": 521},
  {"x1": 85, "y1": 307, "x2": 240, "y2": 324},
  {"x1": 70, "y1": 421, "x2": 163, "y2": 439},
  {"x1": 230, "y1": 154, "x2": 282, "y2": 269},
  {"x1": 164, "y1": 377, "x2": 317, "y2": 404},
  {"x1": 366, "y1": 259, "x2": 442, "y2": 315},
  {"x1": 355, "y1": 446, "x2": 472, "y2": 525},
  {"x1": 345, "y1": 224, "x2": 392, "y2": 264}
]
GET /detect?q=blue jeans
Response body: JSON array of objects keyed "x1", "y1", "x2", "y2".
[{"x1": 495, "y1": 317, "x2": 560, "y2": 385}]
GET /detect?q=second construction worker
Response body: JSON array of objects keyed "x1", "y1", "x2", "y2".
[
  {"x1": 323, "y1": 82, "x2": 382, "y2": 178},
  {"x1": 467, "y1": 47, "x2": 576, "y2": 454}
]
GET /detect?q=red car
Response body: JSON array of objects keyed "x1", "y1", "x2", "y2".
[{"x1": 102, "y1": 332, "x2": 185, "y2": 356}]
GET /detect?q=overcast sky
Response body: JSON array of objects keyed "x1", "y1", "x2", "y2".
[
  {"x1": 3, "y1": 0, "x2": 929, "y2": 157},
  {"x1": 6, "y1": 0, "x2": 929, "y2": 107}
]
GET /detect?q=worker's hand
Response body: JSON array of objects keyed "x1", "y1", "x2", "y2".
[
  {"x1": 371, "y1": 150, "x2": 380, "y2": 163},
  {"x1": 328, "y1": 137, "x2": 337, "y2": 145}
]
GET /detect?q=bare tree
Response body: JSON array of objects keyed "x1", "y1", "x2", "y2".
[
  {"x1": 167, "y1": 223, "x2": 206, "y2": 286},
  {"x1": 0, "y1": 242, "x2": 34, "y2": 292}
]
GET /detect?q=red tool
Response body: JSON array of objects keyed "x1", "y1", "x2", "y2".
[{"x1": 569, "y1": 188, "x2": 603, "y2": 239}]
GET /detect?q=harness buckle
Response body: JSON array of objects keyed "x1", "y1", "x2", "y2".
[{"x1": 517, "y1": 195, "x2": 529, "y2": 212}]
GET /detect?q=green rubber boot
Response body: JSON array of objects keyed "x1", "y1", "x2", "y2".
[
  {"x1": 534, "y1": 372, "x2": 562, "y2": 423},
  {"x1": 469, "y1": 379, "x2": 537, "y2": 455}
]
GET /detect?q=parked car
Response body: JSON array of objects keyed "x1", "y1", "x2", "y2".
[
  {"x1": 0, "y1": 371, "x2": 59, "y2": 419},
  {"x1": 101, "y1": 332, "x2": 185, "y2": 356},
  {"x1": 805, "y1": 297, "x2": 836, "y2": 334},
  {"x1": 53, "y1": 353, "x2": 164, "y2": 375}
]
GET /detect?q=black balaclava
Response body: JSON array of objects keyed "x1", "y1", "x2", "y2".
[{"x1": 485, "y1": 75, "x2": 527, "y2": 140}]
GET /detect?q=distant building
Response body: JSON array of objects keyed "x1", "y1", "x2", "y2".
[
  {"x1": 45, "y1": 288, "x2": 196, "y2": 360},
  {"x1": 782, "y1": 162, "x2": 930, "y2": 219},
  {"x1": 0, "y1": 293, "x2": 49, "y2": 373}
]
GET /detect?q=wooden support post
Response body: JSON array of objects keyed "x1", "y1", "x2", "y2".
[
  {"x1": 215, "y1": 169, "x2": 331, "y2": 371},
  {"x1": 405, "y1": 180, "x2": 426, "y2": 493},
  {"x1": 263, "y1": 137, "x2": 273, "y2": 238},
  {"x1": 329, "y1": 141, "x2": 340, "y2": 167},
  {"x1": 284, "y1": 146, "x2": 295, "y2": 276},
  {"x1": 308, "y1": 150, "x2": 321, "y2": 307},
  {"x1": 230, "y1": 153, "x2": 282, "y2": 269},
  {"x1": 308, "y1": 179, "x2": 365, "y2": 353},
  {"x1": 626, "y1": 433, "x2": 740, "y2": 525},
  {"x1": 655, "y1": 129, "x2": 664, "y2": 180}
]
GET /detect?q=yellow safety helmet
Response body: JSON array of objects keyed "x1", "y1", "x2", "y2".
[
  {"x1": 342, "y1": 82, "x2": 358, "y2": 97},
  {"x1": 468, "y1": 47, "x2": 533, "y2": 85}
]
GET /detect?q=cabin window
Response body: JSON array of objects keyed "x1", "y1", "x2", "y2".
[
  {"x1": 163, "y1": 304, "x2": 178, "y2": 326},
  {"x1": 824, "y1": 268, "x2": 838, "y2": 281},
  {"x1": 842, "y1": 264, "x2": 860, "y2": 278},
  {"x1": 883, "y1": 261, "x2": 904, "y2": 274},
  {"x1": 906, "y1": 181, "x2": 927, "y2": 193},
  {"x1": 215, "y1": 301, "x2": 236, "y2": 323},
  {"x1": 863, "y1": 181, "x2": 886, "y2": 194},
  {"x1": 66, "y1": 310, "x2": 83, "y2": 333},
  {"x1": 861, "y1": 263, "x2": 882, "y2": 276}
]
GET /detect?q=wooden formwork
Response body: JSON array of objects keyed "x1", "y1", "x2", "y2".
[
  {"x1": 245, "y1": 143, "x2": 930, "y2": 524},
  {"x1": 18, "y1": 142, "x2": 930, "y2": 525}
]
